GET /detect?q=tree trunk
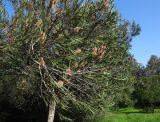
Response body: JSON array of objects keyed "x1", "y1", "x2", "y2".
[{"x1": 48, "y1": 99, "x2": 56, "y2": 122}]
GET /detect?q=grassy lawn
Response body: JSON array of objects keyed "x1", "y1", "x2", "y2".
[{"x1": 97, "y1": 108, "x2": 160, "y2": 122}]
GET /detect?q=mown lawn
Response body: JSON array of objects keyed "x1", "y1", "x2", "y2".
[{"x1": 97, "y1": 108, "x2": 160, "y2": 122}]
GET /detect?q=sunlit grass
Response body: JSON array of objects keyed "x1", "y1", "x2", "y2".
[{"x1": 97, "y1": 108, "x2": 160, "y2": 122}]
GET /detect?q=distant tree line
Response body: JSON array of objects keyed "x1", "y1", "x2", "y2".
[
  {"x1": 133, "y1": 55, "x2": 160, "y2": 112},
  {"x1": 117, "y1": 55, "x2": 160, "y2": 112}
]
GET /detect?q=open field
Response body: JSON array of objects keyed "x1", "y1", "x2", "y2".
[{"x1": 97, "y1": 108, "x2": 160, "y2": 122}]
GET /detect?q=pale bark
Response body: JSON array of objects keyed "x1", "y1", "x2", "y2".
[{"x1": 48, "y1": 100, "x2": 56, "y2": 122}]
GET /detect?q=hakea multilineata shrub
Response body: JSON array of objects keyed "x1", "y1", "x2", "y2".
[{"x1": 1, "y1": 0, "x2": 140, "y2": 121}]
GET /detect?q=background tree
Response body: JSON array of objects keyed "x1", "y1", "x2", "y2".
[
  {"x1": 134, "y1": 75, "x2": 160, "y2": 112},
  {"x1": 146, "y1": 55, "x2": 160, "y2": 76},
  {"x1": 132, "y1": 55, "x2": 160, "y2": 112}
]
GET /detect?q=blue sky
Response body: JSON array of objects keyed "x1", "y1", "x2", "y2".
[
  {"x1": 3, "y1": 0, "x2": 14, "y2": 16},
  {"x1": 3, "y1": 0, "x2": 160, "y2": 66},
  {"x1": 115, "y1": 0, "x2": 160, "y2": 65}
]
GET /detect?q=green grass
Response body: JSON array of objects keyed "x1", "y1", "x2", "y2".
[{"x1": 97, "y1": 108, "x2": 160, "y2": 122}]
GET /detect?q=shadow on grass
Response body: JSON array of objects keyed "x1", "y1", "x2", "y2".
[
  {"x1": 121, "y1": 111, "x2": 147, "y2": 114},
  {"x1": 114, "y1": 107, "x2": 160, "y2": 114}
]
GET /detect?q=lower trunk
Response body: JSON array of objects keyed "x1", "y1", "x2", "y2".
[{"x1": 48, "y1": 100, "x2": 56, "y2": 122}]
